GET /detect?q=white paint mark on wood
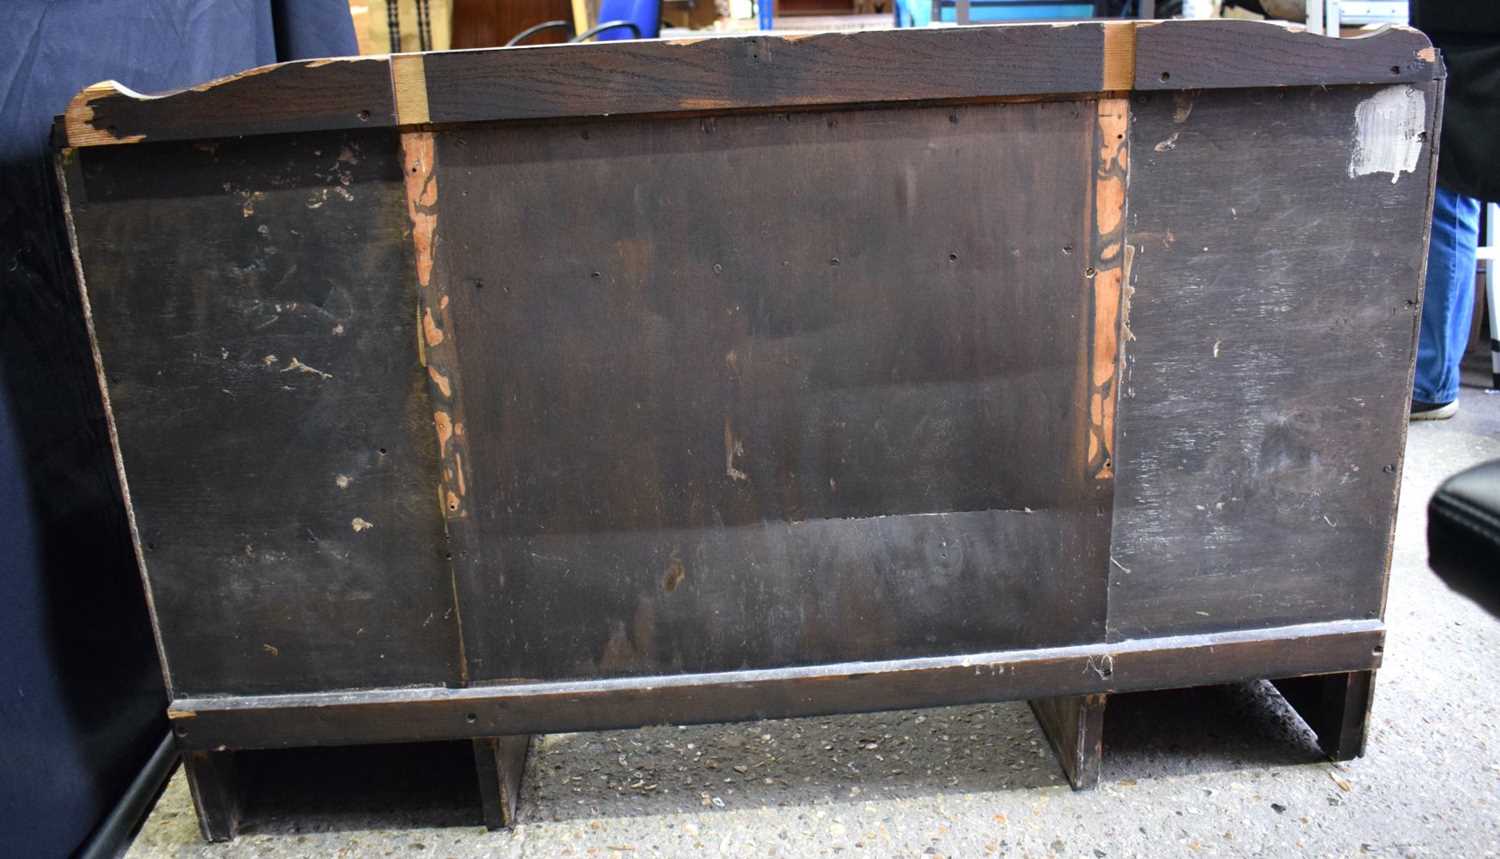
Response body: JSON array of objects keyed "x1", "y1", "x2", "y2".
[
  {"x1": 351, "y1": 517, "x2": 374, "y2": 532},
  {"x1": 1350, "y1": 85, "x2": 1425, "y2": 184},
  {"x1": 336, "y1": 474, "x2": 351, "y2": 489},
  {"x1": 1153, "y1": 132, "x2": 1179, "y2": 152}
]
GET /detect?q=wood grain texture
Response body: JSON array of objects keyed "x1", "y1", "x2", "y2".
[
  {"x1": 63, "y1": 58, "x2": 394, "y2": 148},
  {"x1": 166, "y1": 620, "x2": 1384, "y2": 751},
  {"x1": 430, "y1": 101, "x2": 1113, "y2": 683},
  {"x1": 1134, "y1": 21, "x2": 1436, "y2": 91},
  {"x1": 1106, "y1": 83, "x2": 1439, "y2": 640},
  {"x1": 1101, "y1": 21, "x2": 1136, "y2": 91},
  {"x1": 392, "y1": 55, "x2": 431, "y2": 126},
  {"x1": 1088, "y1": 98, "x2": 1130, "y2": 481},
  {"x1": 1028, "y1": 693, "x2": 1106, "y2": 790},
  {"x1": 421, "y1": 25, "x2": 1105, "y2": 125},
  {"x1": 183, "y1": 750, "x2": 239, "y2": 842},
  {"x1": 473, "y1": 735, "x2": 532, "y2": 829},
  {"x1": 61, "y1": 132, "x2": 464, "y2": 696},
  {"x1": 400, "y1": 130, "x2": 476, "y2": 684},
  {"x1": 58, "y1": 22, "x2": 1437, "y2": 149}
]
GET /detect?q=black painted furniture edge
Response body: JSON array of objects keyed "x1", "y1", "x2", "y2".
[
  {"x1": 166, "y1": 619, "x2": 1383, "y2": 751},
  {"x1": 1270, "y1": 671, "x2": 1376, "y2": 761},
  {"x1": 1028, "y1": 694, "x2": 1106, "y2": 790},
  {"x1": 58, "y1": 20, "x2": 1437, "y2": 148},
  {"x1": 473, "y1": 736, "x2": 533, "y2": 830}
]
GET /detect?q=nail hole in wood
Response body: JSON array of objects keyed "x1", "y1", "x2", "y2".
[{"x1": 1159, "y1": 71, "x2": 1170, "y2": 82}]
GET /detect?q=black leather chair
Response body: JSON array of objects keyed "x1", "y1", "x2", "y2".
[
  {"x1": 505, "y1": 0, "x2": 660, "y2": 46},
  {"x1": 1429, "y1": 459, "x2": 1500, "y2": 617}
]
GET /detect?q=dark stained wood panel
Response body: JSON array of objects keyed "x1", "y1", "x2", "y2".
[
  {"x1": 1106, "y1": 83, "x2": 1439, "y2": 640},
  {"x1": 1028, "y1": 693, "x2": 1106, "y2": 789},
  {"x1": 58, "y1": 23, "x2": 1440, "y2": 149},
  {"x1": 421, "y1": 25, "x2": 1108, "y2": 125},
  {"x1": 1133, "y1": 20, "x2": 1437, "y2": 92},
  {"x1": 55, "y1": 25, "x2": 1444, "y2": 827},
  {"x1": 62, "y1": 131, "x2": 463, "y2": 696},
  {"x1": 64, "y1": 58, "x2": 395, "y2": 148},
  {"x1": 429, "y1": 102, "x2": 1115, "y2": 682}
]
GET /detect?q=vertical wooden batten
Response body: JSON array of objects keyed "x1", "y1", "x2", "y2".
[
  {"x1": 400, "y1": 130, "x2": 473, "y2": 684},
  {"x1": 1088, "y1": 98, "x2": 1130, "y2": 482}
]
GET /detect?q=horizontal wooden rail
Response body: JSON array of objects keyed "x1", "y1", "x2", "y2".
[
  {"x1": 61, "y1": 20, "x2": 1436, "y2": 148},
  {"x1": 168, "y1": 619, "x2": 1384, "y2": 750}
]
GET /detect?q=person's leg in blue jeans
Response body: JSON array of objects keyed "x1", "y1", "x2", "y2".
[{"x1": 1413, "y1": 185, "x2": 1482, "y2": 419}]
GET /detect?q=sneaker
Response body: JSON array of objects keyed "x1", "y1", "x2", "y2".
[{"x1": 1411, "y1": 399, "x2": 1459, "y2": 421}]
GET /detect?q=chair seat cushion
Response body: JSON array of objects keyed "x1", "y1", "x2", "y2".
[{"x1": 1429, "y1": 458, "x2": 1500, "y2": 617}]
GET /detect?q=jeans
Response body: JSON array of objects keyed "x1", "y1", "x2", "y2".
[{"x1": 1414, "y1": 185, "x2": 1481, "y2": 405}]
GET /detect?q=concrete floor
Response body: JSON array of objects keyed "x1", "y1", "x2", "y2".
[{"x1": 128, "y1": 388, "x2": 1500, "y2": 859}]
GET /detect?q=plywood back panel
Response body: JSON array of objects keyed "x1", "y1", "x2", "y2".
[{"x1": 425, "y1": 101, "x2": 1121, "y2": 681}]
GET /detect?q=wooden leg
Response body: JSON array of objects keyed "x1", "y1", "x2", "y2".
[
  {"x1": 1271, "y1": 670, "x2": 1375, "y2": 761},
  {"x1": 473, "y1": 735, "x2": 532, "y2": 829},
  {"x1": 1028, "y1": 693, "x2": 1107, "y2": 790},
  {"x1": 183, "y1": 749, "x2": 240, "y2": 842}
]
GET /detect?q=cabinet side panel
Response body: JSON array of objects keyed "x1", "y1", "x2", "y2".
[
  {"x1": 1109, "y1": 84, "x2": 1437, "y2": 639},
  {"x1": 66, "y1": 131, "x2": 462, "y2": 695}
]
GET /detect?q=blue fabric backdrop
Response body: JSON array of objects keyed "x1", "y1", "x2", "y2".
[{"x1": 0, "y1": 3, "x2": 354, "y2": 855}]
